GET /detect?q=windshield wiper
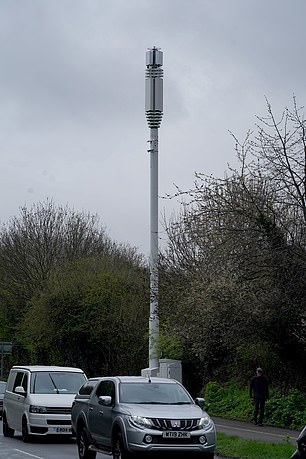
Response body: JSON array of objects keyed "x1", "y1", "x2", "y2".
[{"x1": 49, "y1": 374, "x2": 59, "y2": 394}]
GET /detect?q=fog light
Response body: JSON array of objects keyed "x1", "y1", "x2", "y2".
[
  {"x1": 199, "y1": 435, "x2": 207, "y2": 444},
  {"x1": 144, "y1": 435, "x2": 153, "y2": 443}
]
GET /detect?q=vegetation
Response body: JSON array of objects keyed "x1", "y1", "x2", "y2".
[
  {"x1": 204, "y1": 381, "x2": 306, "y2": 430},
  {"x1": 159, "y1": 97, "x2": 306, "y2": 394},
  {"x1": 216, "y1": 433, "x2": 295, "y2": 459},
  {"x1": 0, "y1": 200, "x2": 149, "y2": 377},
  {"x1": 204, "y1": 381, "x2": 302, "y2": 457}
]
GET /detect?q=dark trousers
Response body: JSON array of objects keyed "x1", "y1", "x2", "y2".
[{"x1": 254, "y1": 397, "x2": 265, "y2": 424}]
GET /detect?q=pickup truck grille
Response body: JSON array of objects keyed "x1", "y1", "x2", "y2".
[
  {"x1": 151, "y1": 435, "x2": 202, "y2": 444},
  {"x1": 150, "y1": 418, "x2": 200, "y2": 431}
]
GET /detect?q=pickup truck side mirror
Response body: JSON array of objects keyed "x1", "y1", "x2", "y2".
[
  {"x1": 98, "y1": 395, "x2": 112, "y2": 406},
  {"x1": 15, "y1": 386, "x2": 26, "y2": 396},
  {"x1": 194, "y1": 397, "x2": 205, "y2": 409}
]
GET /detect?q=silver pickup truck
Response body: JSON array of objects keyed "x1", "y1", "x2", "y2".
[{"x1": 71, "y1": 375, "x2": 216, "y2": 459}]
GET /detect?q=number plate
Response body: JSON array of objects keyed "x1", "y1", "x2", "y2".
[
  {"x1": 53, "y1": 427, "x2": 72, "y2": 433},
  {"x1": 162, "y1": 431, "x2": 191, "y2": 438}
]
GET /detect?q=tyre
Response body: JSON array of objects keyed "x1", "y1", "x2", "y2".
[
  {"x1": 2, "y1": 413, "x2": 14, "y2": 437},
  {"x1": 77, "y1": 426, "x2": 96, "y2": 459},
  {"x1": 203, "y1": 454, "x2": 214, "y2": 459},
  {"x1": 22, "y1": 416, "x2": 32, "y2": 442},
  {"x1": 112, "y1": 432, "x2": 134, "y2": 459}
]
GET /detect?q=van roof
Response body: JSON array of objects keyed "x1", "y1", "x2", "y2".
[{"x1": 11, "y1": 365, "x2": 84, "y2": 373}]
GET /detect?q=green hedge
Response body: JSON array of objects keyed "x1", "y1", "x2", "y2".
[{"x1": 204, "y1": 381, "x2": 306, "y2": 430}]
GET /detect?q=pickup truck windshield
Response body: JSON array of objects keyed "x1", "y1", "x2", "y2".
[
  {"x1": 119, "y1": 382, "x2": 192, "y2": 404},
  {"x1": 31, "y1": 372, "x2": 87, "y2": 394}
]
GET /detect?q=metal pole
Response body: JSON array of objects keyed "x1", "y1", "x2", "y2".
[
  {"x1": 149, "y1": 127, "x2": 159, "y2": 369},
  {"x1": 145, "y1": 47, "x2": 163, "y2": 371}
]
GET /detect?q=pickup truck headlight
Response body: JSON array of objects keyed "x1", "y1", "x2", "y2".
[
  {"x1": 129, "y1": 416, "x2": 153, "y2": 429},
  {"x1": 29, "y1": 405, "x2": 48, "y2": 414},
  {"x1": 198, "y1": 415, "x2": 212, "y2": 429}
]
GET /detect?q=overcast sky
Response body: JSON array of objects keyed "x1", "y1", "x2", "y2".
[{"x1": 1, "y1": 0, "x2": 306, "y2": 255}]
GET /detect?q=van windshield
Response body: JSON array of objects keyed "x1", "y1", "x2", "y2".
[{"x1": 31, "y1": 372, "x2": 86, "y2": 394}]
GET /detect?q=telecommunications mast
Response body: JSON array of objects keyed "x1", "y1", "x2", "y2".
[{"x1": 145, "y1": 47, "x2": 163, "y2": 372}]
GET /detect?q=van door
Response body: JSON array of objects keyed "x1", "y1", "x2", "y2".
[{"x1": 9, "y1": 371, "x2": 28, "y2": 431}]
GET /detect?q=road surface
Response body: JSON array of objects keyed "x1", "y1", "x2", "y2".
[{"x1": 0, "y1": 418, "x2": 301, "y2": 458}]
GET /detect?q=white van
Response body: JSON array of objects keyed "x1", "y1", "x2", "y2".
[{"x1": 2, "y1": 365, "x2": 87, "y2": 442}]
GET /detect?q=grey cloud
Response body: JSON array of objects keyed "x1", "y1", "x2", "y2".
[{"x1": 1, "y1": 0, "x2": 306, "y2": 253}]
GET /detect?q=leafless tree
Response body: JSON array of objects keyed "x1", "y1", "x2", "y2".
[
  {"x1": 159, "y1": 98, "x2": 306, "y2": 386},
  {"x1": 0, "y1": 200, "x2": 113, "y2": 294}
]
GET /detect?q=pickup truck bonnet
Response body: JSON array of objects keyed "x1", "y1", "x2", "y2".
[{"x1": 119, "y1": 403, "x2": 206, "y2": 418}]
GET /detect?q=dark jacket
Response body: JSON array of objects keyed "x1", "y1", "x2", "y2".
[{"x1": 250, "y1": 375, "x2": 269, "y2": 400}]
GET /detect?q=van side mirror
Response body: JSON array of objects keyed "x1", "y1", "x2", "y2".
[
  {"x1": 15, "y1": 386, "x2": 26, "y2": 395},
  {"x1": 195, "y1": 397, "x2": 205, "y2": 409}
]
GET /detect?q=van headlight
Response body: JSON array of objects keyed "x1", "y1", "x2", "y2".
[
  {"x1": 129, "y1": 416, "x2": 153, "y2": 429},
  {"x1": 30, "y1": 405, "x2": 48, "y2": 413},
  {"x1": 198, "y1": 416, "x2": 212, "y2": 429}
]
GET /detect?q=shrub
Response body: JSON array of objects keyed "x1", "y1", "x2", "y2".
[{"x1": 204, "y1": 381, "x2": 306, "y2": 429}]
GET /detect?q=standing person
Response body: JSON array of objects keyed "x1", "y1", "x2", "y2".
[{"x1": 250, "y1": 367, "x2": 269, "y2": 426}]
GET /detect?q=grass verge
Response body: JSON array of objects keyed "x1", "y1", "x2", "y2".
[{"x1": 216, "y1": 432, "x2": 296, "y2": 459}]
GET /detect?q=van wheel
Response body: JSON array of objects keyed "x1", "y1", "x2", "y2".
[
  {"x1": 77, "y1": 426, "x2": 96, "y2": 459},
  {"x1": 113, "y1": 432, "x2": 134, "y2": 459},
  {"x1": 2, "y1": 413, "x2": 14, "y2": 437},
  {"x1": 22, "y1": 416, "x2": 32, "y2": 442}
]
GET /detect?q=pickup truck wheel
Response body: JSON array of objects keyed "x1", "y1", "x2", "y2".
[
  {"x1": 77, "y1": 427, "x2": 96, "y2": 459},
  {"x1": 2, "y1": 413, "x2": 14, "y2": 437},
  {"x1": 113, "y1": 432, "x2": 134, "y2": 459}
]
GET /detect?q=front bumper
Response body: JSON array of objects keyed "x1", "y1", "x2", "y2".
[
  {"x1": 124, "y1": 423, "x2": 216, "y2": 454},
  {"x1": 27, "y1": 413, "x2": 72, "y2": 436}
]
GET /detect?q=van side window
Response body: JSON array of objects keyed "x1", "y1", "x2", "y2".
[
  {"x1": 21, "y1": 373, "x2": 28, "y2": 391},
  {"x1": 13, "y1": 372, "x2": 26, "y2": 392}
]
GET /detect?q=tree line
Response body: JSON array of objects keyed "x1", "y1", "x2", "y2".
[
  {"x1": 0, "y1": 200, "x2": 149, "y2": 377},
  {"x1": 1, "y1": 98, "x2": 306, "y2": 396}
]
